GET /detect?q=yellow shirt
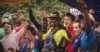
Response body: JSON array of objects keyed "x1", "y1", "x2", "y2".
[{"x1": 42, "y1": 27, "x2": 73, "y2": 47}]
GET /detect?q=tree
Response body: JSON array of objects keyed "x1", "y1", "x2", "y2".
[{"x1": 0, "y1": 0, "x2": 69, "y2": 24}]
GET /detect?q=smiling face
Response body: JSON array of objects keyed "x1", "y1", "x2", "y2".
[
  {"x1": 64, "y1": 16, "x2": 73, "y2": 27},
  {"x1": 3, "y1": 22, "x2": 12, "y2": 35},
  {"x1": 50, "y1": 19, "x2": 57, "y2": 27},
  {"x1": 73, "y1": 22, "x2": 82, "y2": 36}
]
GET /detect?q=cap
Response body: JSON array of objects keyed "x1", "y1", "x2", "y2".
[{"x1": 49, "y1": 11, "x2": 61, "y2": 21}]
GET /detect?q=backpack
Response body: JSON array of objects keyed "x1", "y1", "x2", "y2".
[{"x1": 80, "y1": 29, "x2": 96, "y2": 51}]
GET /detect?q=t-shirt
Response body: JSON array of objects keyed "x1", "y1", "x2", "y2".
[
  {"x1": 0, "y1": 28, "x2": 5, "y2": 40},
  {"x1": 42, "y1": 27, "x2": 73, "y2": 47},
  {"x1": 15, "y1": 27, "x2": 26, "y2": 46},
  {"x1": 1, "y1": 28, "x2": 25, "y2": 50},
  {"x1": 67, "y1": 26, "x2": 75, "y2": 52},
  {"x1": 80, "y1": 28, "x2": 96, "y2": 51}
]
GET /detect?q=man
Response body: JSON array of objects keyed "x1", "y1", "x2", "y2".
[
  {"x1": 1, "y1": 19, "x2": 27, "y2": 50},
  {"x1": 73, "y1": 0, "x2": 97, "y2": 52},
  {"x1": 0, "y1": 17, "x2": 10, "y2": 40},
  {"x1": 63, "y1": 12, "x2": 76, "y2": 52},
  {"x1": 73, "y1": 20, "x2": 84, "y2": 52},
  {"x1": 33, "y1": 11, "x2": 73, "y2": 52},
  {"x1": 0, "y1": 17, "x2": 10, "y2": 52}
]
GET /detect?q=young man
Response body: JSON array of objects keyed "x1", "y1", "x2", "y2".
[
  {"x1": 73, "y1": 20, "x2": 83, "y2": 52},
  {"x1": 73, "y1": 0, "x2": 97, "y2": 52},
  {"x1": 0, "y1": 17, "x2": 10, "y2": 40},
  {"x1": 0, "y1": 20, "x2": 28, "y2": 50},
  {"x1": 33, "y1": 12, "x2": 73, "y2": 52},
  {"x1": 63, "y1": 12, "x2": 76, "y2": 52}
]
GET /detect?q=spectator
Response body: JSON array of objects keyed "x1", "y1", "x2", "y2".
[
  {"x1": 33, "y1": 11, "x2": 73, "y2": 52},
  {"x1": 1, "y1": 19, "x2": 28, "y2": 50},
  {"x1": 63, "y1": 12, "x2": 76, "y2": 52},
  {"x1": 0, "y1": 17, "x2": 10, "y2": 40}
]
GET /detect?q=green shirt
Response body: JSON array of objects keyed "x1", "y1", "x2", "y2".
[{"x1": 0, "y1": 28, "x2": 5, "y2": 40}]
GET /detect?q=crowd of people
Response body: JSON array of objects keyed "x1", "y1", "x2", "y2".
[{"x1": 0, "y1": 0, "x2": 100, "y2": 52}]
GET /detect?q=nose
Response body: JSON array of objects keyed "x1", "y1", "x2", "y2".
[
  {"x1": 4, "y1": 23, "x2": 10, "y2": 28},
  {"x1": 4, "y1": 23, "x2": 9, "y2": 26}
]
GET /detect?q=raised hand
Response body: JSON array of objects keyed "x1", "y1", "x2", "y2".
[
  {"x1": 39, "y1": 9, "x2": 47, "y2": 18},
  {"x1": 17, "y1": 10, "x2": 25, "y2": 20},
  {"x1": 25, "y1": 30, "x2": 34, "y2": 41},
  {"x1": 28, "y1": 5, "x2": 32, "y2": 9},
  {"x1": 77, "y1": 0, "x2": 87, "y2": 9}
]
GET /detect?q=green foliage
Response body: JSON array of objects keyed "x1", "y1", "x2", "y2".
[{"x1": 0, "y1": 0, "x2": 69, "y2": 23}]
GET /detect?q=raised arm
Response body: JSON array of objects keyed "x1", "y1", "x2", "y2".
[
  {"x1": 31, "y1": 24, "x2": 42, "y2": 39},
  {"x1": 14, "y1": 20, "x2": 28, "y2": 41},
  {"x1": 25, "y1": 30, "x2": 34, "y2": 41},
  {"x1": 78, "y1": 0, "x2": 92, "y2": 34},
  {"x1": 83, "y1": 9, "x2": 92, "y2": 33},
  {"x1": 28, "y1": 8, "x2": 42, "y2": 31}
]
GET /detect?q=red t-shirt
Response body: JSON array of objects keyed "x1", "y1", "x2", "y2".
[{"x1": 66, "y1": 26, "x2": 76, "y2": 52}]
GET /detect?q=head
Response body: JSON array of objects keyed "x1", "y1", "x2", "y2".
[
  {"x1": 78, "y1": 14, "x2": 84, "y2": 23},
  {"x1": 51, "y1": 11, "x2": 61, "y2": 22},
  {"x1": 73, "y1": 20, "x2": 83, "y2": 36},
  {"x1": 15, "y1": 19, "x2": 22, "y2": 27},
  {"x1": 94, "y1": 21, "x2": 100, "y2": 32},
  {"x1": 0, "y1": 17, "x2": 10, "y2": 27},
  {"x1": 46, "y1": 11, "x2": 61, "y2": 27},
  {"x1": 2, "y1": 22, "x2": 13, "y2": 35},
  {"x1": 78, "y1": 14, "x2": 85, "y2": 29},
  {"x1": 49, "y1": 16, "x2": 59, "y2": 27},
  {"x1": 64, "y1": 12, "x2": 75, "y2": 27},
  {"x1": 42, "y1": 18, "x2": 48, "y2": 33}
]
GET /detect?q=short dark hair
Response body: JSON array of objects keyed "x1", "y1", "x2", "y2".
[
  {"x1": 2, "y1": 22, "x2": 13, "y2": 29},
  {"x1": 74, "y1": 20, "x2": 85, "y2": 30},
  {"x1": 0, "y1": 17, "x2": 10, "y2": 27},
  {"x1": 74, "y1": 20, "x2": 81, "y2": 28},
  {"x1": 78, "y1": 14, "x2": 84, "y2": 20},
  {"x1": 64, "y1": 12, "x2": 75, "y2": 21},
  {"x1": 15, "y1": 19, "x2": 22, "y2": 27}
]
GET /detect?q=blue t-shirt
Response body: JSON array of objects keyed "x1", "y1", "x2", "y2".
[
  {"x1": 80, "y1": 28, "x2": 96, "y2": 51},
  {"x1": 73, "y1": 35, "x2": 82, "y2": 51}
]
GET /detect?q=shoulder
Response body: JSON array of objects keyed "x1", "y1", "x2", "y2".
[
  {"x1": 0, "y1": 36, "x2": 6, "y2": 43},
  {"x1": 57, "y1": 29, "x2": 67, "y2": 34},
  {"x1": 83, "y1": 28, "x2": 95, "y2": 35},
  {"x1": 81, "y1": 28, "x2": 96, "y2": 40}
]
